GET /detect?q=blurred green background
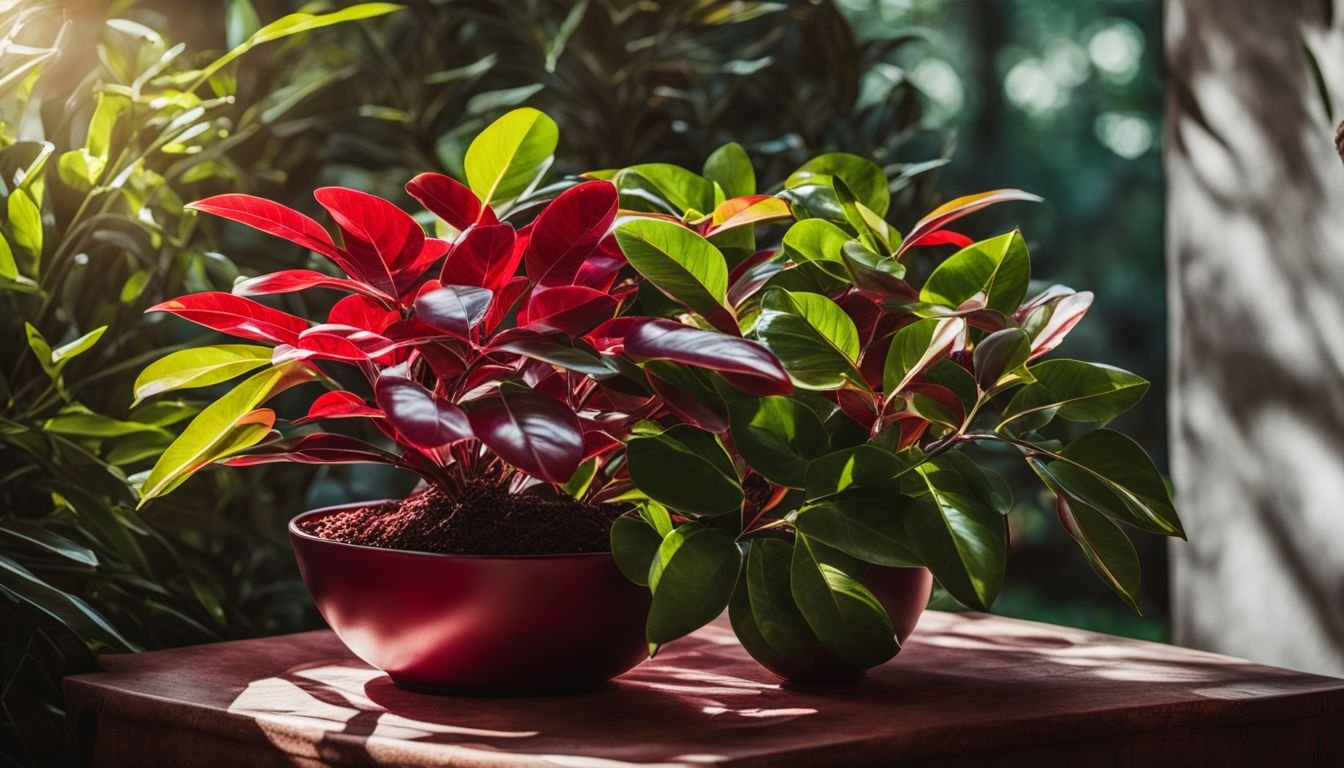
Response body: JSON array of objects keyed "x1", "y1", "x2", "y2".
[{"x1": 0, "y1": 0, "x2": 1164, "y2": 763}]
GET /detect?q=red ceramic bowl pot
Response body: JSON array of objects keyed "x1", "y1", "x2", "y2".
[
  {"x1": 738, "y1": 565, "x2": 933, "y2": 684},
  {"x1": 289, "y1": 502, "x2": 651, "y2": 694}
]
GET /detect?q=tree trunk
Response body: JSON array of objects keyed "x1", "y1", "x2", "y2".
[{"x1": 1167, "y1": 0, "x2": 1344, "y2": 675}]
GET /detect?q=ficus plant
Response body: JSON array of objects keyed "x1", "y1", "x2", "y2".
[
  {"x1": 132, "y1": 108, "x2": 789, "y2": 515},
  {"x1": 596, "y1": 144, "x2": 1183, "y2": 672}
]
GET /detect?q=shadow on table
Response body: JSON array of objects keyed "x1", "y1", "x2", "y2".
[{"x1": 224, "y1": 616, "x2": 1278, "y2": 765}]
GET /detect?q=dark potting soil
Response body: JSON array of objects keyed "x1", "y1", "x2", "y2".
[{"x1": 300, "y1": 483, "x2": 622, "y2": 556}]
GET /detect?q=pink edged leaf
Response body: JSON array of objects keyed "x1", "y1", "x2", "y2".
[
  {"x1": 375, "y1": 373, "x2": 472, "y2": 451},
  {"x1": 233, "y1": 269, "x2": 395, "y2": 304},
  {"x1": 147, "y1": 292, "x2": 307, "y2": 346},
  {"x1": 465, "y1": 380, "x2": 584, "y2": 483},
  {"x1": 313, "y1": 187, "x2": 426, "y2": 297},
  {"x1": 294, "y1": 391, "x2": 384, "y2": 424},
  {"x1": 897, "y1": 188, "x2": 1042, "y2": 258},
  {"x1": 328, "y1": 294, "x2": 399, "y2": 334},
  {"x1": 284, "y1": 324, "x2": 397, "y2": 362},
  {"x1": 413, "y1": 285, "x2": 494, "y2": 340},
  {"x1": 440, "y1": 223, "x2": 519, "y2": 290},
  {"x1": 621, "y1": 318, "x2": 793, "y2": 396},
  {"x1": 520, "y1": 285, "x2": 618, "y2": 335},
  {"x1": 222, "y1": 433, "x2": 399, "y2": 466},
  {"x1": 525, "y1": 181, "x2": 618, "y2": 288},
  {"x1": 186, "y1": 194, "x2": 358, "y2": 276},
  {"x1": 905, "y1": 229, "x2": 973, "y2": 249},
  {"x1": 489, "y1": 328, "x2": 616, "y2": 377},
  {"x1": 406, "y1": 172, "x2": 497, "y2": 231},
  {"x1": 1026, "y1": 290, "x2": 1094, "y2": 359}
]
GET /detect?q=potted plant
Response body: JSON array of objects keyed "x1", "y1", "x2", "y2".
[
  {"x1": 594, "y1": 148, "x2": 1185, "y2": 682},
  {"x1": 130, "y1": 109, "x2": 792, "y2": 693}
]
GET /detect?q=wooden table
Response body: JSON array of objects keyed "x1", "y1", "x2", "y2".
[{"x1": 65, "y1": 612, "x2": 1344, "y2": 767}]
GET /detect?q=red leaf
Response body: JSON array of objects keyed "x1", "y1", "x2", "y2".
[
  {"x1": 397, "y1": 238, "x2": 453, "y2": 299},
  {"x1": 481, "y1": 276, "x2": 529, "y2": 335},
  {"x1": 520, "y1": 285, "x2": 618, "y2": 335},
  {"x1": 646, "y1": 368, "x2": 729, "y2": 433},
  {"x1": 186, "y1": 194, "x2": 359, "y2": 277},
  {"x1": 375, "y1": 374, "x2": 472, "y2": 451},
  {"x1": 621, "y1": 318, "x2": 792, "y2": 396},
  {"x1": 905, "y1": 229, "x2": 974, "y2": 249},
  {"x1": 314, "y1": 187, "x2": 426, "y2": 297},
  {"x1": 328, "y1": 294, "x2": 399, "y2": 333},
  {"x1": 525, "y1": 181, "x2": 618, "y2": 288},
  {"x1": 441, "y1": 224, "x2": 519, "y2": 291},
  {"x1": 406, "y1": 172, "x2": 496, "y2": 231},
  {"x1": 585, "y1": 317, "x2": 647, "y2": 355},
  {"x1": 294, "y1": 391, "x2": 384, "y2": 424},
  {"x1": 465, "y1": 381, "x2": 584, "y2": 483},
  {"x1": 835, "y1": 389, "x2": 879, "y2": 429},
  {"x1": 281, "y1": 324, "x2": 397, "y2": 362},
  {"x1": 147, "y1": 292, "x2": 307, "y2": 345},
  {"x1": 232, "y1": 269, "x2": 396, "y2": 305}
]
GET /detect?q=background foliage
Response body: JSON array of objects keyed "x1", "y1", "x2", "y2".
[{"x1": 0, "y1": 0, "x2": 1164, "y2": 764}]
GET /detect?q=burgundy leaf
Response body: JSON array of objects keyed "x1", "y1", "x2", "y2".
[
  {"x1": 524, "y1": 181, "x2": 618, "y2": 288},
  {"x1": 834, "y1": 388, "x2": 879, "y2": 429},
  {"x1": 406, "y1": 172, "x2": 497, "y2": 231},
  {"x1": 186, "y1": 194, "x2": 359, "y2": 277},
  {"x1": 585, "y1": 317, "x2": 647, "y2": 355},
  {"x1": 440, "y1": 224, "x2": 519, "y2": 291},
  {"x1": 375, "y1": 374, "x2": 472, "y2": 451},
  {"x1": 622, "y1": 318, "x2": 792, "y2": 396},
  {"x1": 520, "y1": 285, "x2": 618, "y2": 335},
  {"x1": 233, "y1": 269, "x2": 395, "y2": 304},
  {"x1": 147, "y1": 292, "x2": 307, "y2": 346},
  {"x1": 222, "y1": 433, "x2": 398, "y2": 466},
  {"x1": 466, "y1": 381, "x2": 583, "y2": 483},
  {"x1": 294, "y1": 391, "x2": 383, "y2": 424},
  {"x1": 646, "y1": 368, "x2": 730, "y2": 433},
  {"x1": 413, "y1": 285, "x2": 494, "y2": 340},
  {"x1": 314, "y1": 187, "x2": 426, "y2": 297}
]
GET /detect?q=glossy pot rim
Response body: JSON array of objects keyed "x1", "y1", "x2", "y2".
[{"x1": 289, "y1": 500, "x2": 619, "y2": 562}]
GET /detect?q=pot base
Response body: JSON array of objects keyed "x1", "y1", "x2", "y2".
[{"x1": 390, "y1": 676, "x2": 612, "y2": 698}]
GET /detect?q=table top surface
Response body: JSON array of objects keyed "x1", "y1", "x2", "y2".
[{"x1": 65, "y1": 611, "x2": 1344, "y2": 767}]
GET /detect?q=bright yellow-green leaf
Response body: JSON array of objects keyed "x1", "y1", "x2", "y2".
[
  {"x1": 137, "y1": 363, "x2": 312, "y2": 505},
  {"x1": 7, "y1": 188, "x2": 42, "y2": 270},
  {"x1": 0, "y1": 231, "x2": 16, "y2": 281},
  {"x1": 464, "y1": 107, "x2": 558, "y2": 207},
  {"x1": 134, "y1": 344, "x2": 274, "y2": 405}
]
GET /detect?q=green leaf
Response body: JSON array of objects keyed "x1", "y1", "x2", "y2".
[
  {"x1": 138, "y1": 363, "x2": 312, "y2": 505},
  {"x1": 562, "y1": 456, "x2": 599, "y2": 498},
  {"x1": 646, "y1": 524, "x2": 742, "y2": 650},
  {"x1": 7, "y1": 188, "x2": 42, "y2": 273},
  {"x1": 618, "y1": 163, "x2": 716, "y2": 216},
  {"x1": 971, "y1": 327, "x2": 1031, "y2": 391},
  {"x1": 87, "y1": 91, "x2": 129, "y2": 161},
  {"x1": 0, "y1": 554, "x2": 134, "y2": 650},
  {"x1": 25, "y1": 324, "x2": 105, "y2": 382},
  {"x1": 730, "y1": 568, "x2": 810, "y2": 673},
  {"x1": 626, "y1": 424, "x2": 743, "y2": 515},
  {"x1": 755, "y1": 288, "x2": 861, "y2": 390},
  {"x1": 882, "y1": 317, "x2": 964, "y2": 400},
  {"x1": 1055, "y1": 495, "x2": 1142, "y2": 612},
  {"x1": 190, "y1": 3, "x2": 404, "y2": 91},
  {"x1": 841, "y1": 239, "x2": 908, "y2": 294},
  {"x1": 796, "y1": 494, "x2": 921, "y2": 567},
  {"x1": 781, "y1": 219, "x2": 850, "y2": 280},
  {"x1": 544, "y1": 0, "x2": 587, "y2": 72},
  {"x1": 920, "y1": 230, "x2": 1030, "y2": 315},
  {"x1": 611, "y1": 513, "x2": 663, "y2": 586},
  {"x1": 805, "y1": 444, "x2": 910, "y2": 499},
  {"x1": 703, "y1": 142, "x2": 756, "y2": 199},
  {"x1": 615, "y1": 218, "x2": 732, "y2": 324},
  {"x1": 225, "y1": 0, "x2": 264, "y2": 49},
  {"x1": 790, "y1": 534, "x2": 897, "y2": 668},
  {"x1": 0, "y1": 522, "x2": 98, "y2": 566},
  {"x1": 44, "y1": 412, "x2": 167, "y2": 439},
  {"x1": 1028, "y1": 429, "x2": 1183, "y2": 537},
  {"x1": 1000, "y1": 360, "x2": 1149, "y2": 431},
  {"x1": 465, "y1": 107, "x2": 559, "y2": 207},
  {"x1": 57, "y1": 149, "x2": 105, "y2": 190},
  {"x1": 0, "y1": 232, "x2": 16, "y2": 280},
  {"x1": 787, "y1": 153, "x2": 890, "y2": 217},
  {"x1": 728, "y1": 396, "x2": 828, "y2": 488},
  {"x1": 903, "y1": 454, "x2": 1008, "y2": 610},
  {"x1": 747, "y1": 538, "x2": 819, "y2": 661},
  {"x1": 134, "y1": 344, "x2": 274, "y2": 404}
]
